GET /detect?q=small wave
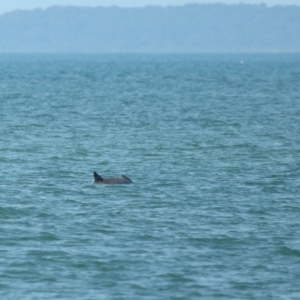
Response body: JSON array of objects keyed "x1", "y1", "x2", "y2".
[
  {"x1": 0, "y1": 206, "x2": 23, "y2": 219},
  {"x1": 279, "y1": 246, "x2": 300, "y2": 258}
]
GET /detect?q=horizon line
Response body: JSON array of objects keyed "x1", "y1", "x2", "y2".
[{"x1": 1, "y1": 2, "x2": 300, "y2": 15}]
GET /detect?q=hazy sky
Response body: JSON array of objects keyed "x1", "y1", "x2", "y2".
[{"x1": 0, "y1": 0, "x2": 299, "y2": 15}]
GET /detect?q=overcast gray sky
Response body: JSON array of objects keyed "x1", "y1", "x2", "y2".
[{"x1": 0, "y1": 0, "x2": 299, "y2": 15}]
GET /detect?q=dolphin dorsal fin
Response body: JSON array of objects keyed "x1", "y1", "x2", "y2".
[
  {"x1": 122, "y1": 175, "x2": 133, "y2": 183},
  {"x1": 94, "y1": 172, "x2": 103, "y2": 182}
]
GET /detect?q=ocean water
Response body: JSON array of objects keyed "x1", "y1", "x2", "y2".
[{"x1": 1, "y1": 53, "x2": 300, "y2": 299}]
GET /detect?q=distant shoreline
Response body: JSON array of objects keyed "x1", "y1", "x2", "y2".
[{"x1": 0, "y1": 4, "x2": 299, "y2": 53}]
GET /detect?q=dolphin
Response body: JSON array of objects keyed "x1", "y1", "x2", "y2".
[{"x1": 93, "y1": 172, "x2": 133, "y2": 184}]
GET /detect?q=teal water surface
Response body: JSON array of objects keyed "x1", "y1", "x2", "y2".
[{"x1": 1, "y1": 54, "x2": 300, "y2": 299}]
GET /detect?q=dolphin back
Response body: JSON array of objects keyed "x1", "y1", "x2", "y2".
[{"x1": 93, "y1": 172, "x2": 133, "y2": 184}]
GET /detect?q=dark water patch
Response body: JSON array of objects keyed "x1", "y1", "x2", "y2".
[
  {"x1": 278, "y1": 246, "x2": 300, "y2": 258},
  {"x1": 0, "y1": 206, "x2": 25, "y2": 219}
]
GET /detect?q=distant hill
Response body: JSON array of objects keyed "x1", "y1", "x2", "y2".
[{"x1": 0, "y1": 4, "x2": 300, "y2": 53}]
